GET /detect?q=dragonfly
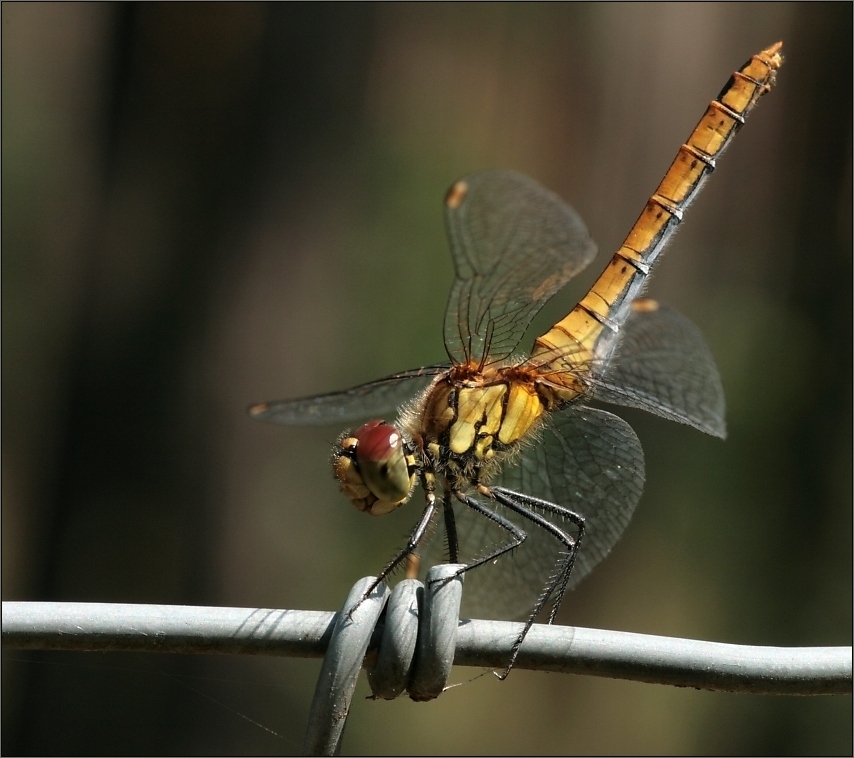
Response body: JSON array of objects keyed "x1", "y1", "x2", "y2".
[{"x1": 250, "y1": 43, "x2": 783, "y2": 676}]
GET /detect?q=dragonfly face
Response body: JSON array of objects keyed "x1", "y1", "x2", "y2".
[
  {"x1": 251, "y1": 44, "x2": 783, "y2": 677},
  {"x1": 333, "y1": 419, "x2": 417, "y2": 516}
]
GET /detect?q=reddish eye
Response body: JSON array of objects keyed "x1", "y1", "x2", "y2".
[
  {"x1": 346, "y1": 420, "x2": 413, "y2": 511},
  {"x1": 353, "y1": 421, "x2": 401, "y2": 463}
]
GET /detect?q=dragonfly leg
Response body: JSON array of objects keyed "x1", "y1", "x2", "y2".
[
  {"x1": 441, "y1": 482, "x2": 460, "y2": 564},
  {"x1": 437, "y1": 487, "x2": 579, "y2": 678},
  {"x1": 485, "y1": 487, "x2": 585, "y2": 678},
  {"x1": 421, "y1": 489, "x2": 530, "y2": 629},
  {"x1": 349, "y1": 486, "x2": 438, "y2": 618},
  {"x1": 446, "y1": 489, "x2": 529, "y2": 576},
  {"x1": 422, "y1": 484, "x2": 517, "y2": 595},
  {"x1": 491, "y1": 486, "x2": 586, "y2": 624}
]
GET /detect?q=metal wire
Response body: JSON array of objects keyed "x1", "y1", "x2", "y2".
[
  {"x1": 4, "y1": 588, "x2": 850, "y2": 757},
  {"x1": 366, "y1": 578, "x2": 422, "y2": 699},
  {"x1": 3, "y1": 597, "x2": 849, "y2": 695},
  {"x1": 303, "y1": 577, "x2": 388, "y2": 756},
  {"x1": 407, "y1": 563, "x2": 465, "y2": 701}
]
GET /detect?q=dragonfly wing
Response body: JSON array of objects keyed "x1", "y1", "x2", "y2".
[
  {"x1": 248, "y1": 365, "x2": 448, "y2": 426},
  {"x1": 419, "y1": 405, "x2": 644, "y2": 620},
  {"x1": 494, "y1": 405, "x2": 646, "y2": 590},
  {"x1": 443, "y1": 171, "x2": 597, "y2": 367},
  {"x1": 592, "y1": 304, "x2": 726, "y2": 438}
]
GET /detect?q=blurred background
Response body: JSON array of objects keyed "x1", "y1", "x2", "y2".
[{"x1": 3, "y1": 3, "x2": 850, "y2": 755}]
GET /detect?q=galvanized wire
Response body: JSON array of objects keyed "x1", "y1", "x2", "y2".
[
  {"x1": 302, "y1": 577, "x2": 388, "y2": 756},
  {"x1": 4, "y1": 588, "x2": 850, "y2": 758},
  {"x1": 3, "y1": 598, "x2": 849, "y2": 696}
]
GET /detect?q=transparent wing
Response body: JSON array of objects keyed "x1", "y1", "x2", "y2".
[
  {"x1": 419, "y1": 405, "x2": 645, "y2": 620},
  {"x1": 592, "y1": 304, "x2": 726, "y2": 438},
  {"x1": 443, "y1": 171, "x2": 597, "y2": 367},
  {"x1": 248, "y1": 365, "x2": 448, "y2": 426}
]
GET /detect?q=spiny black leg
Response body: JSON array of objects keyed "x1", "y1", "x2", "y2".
[
  {"x1": 491, "y1": 486, "x2": 585, "y2": 624},
  {"x1": 423, "y1": 490, "x2": 528, "y2": 602},
  {"x1": 349, "y1": 488, "x2": 438, "y2": 618},
  {"x1": 488, "y1": 487, "x2": 585, "y2": 678},
  {"x1": 449, "y1": 489, "x2": 528, "y2": 573},
  {"x1": 491, "y1": 486, "x2": 586, "y2": 534},
  {"x1": 442, "y1": 484, "x2": 460, "y2": 564},
  {"x1": 489, "y1": 490, "x2": 583, "y2": 606}
]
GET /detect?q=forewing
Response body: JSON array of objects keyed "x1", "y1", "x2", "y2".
[
  {"x1": 419, "y1": 406, "x2": 645, "y2": 620},
  {"x1": 443, "y1": 171, "x2": 597, "y2": 366},
  {"x1": 592, "y1": 304, "x2": 726, "y2": 438},
  {"x1": 248, "y1": 365, "x2": 448, "y2": 426}
]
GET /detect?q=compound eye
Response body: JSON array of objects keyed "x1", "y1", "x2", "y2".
[{"x1": 352, "y1": 420, "x2": 414, "y2": 511}]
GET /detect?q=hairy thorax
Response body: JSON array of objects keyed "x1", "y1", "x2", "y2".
[{"x1": 398, "y1": 360, "x2": 586, "y2": 487}]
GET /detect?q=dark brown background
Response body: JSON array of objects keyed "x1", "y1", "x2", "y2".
[{"x1": 3, "y1": 3, "x2": 851, "y2": 754}]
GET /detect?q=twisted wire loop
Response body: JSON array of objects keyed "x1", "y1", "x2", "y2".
[
  {"x1": 406, "y1": 564, "x2": 465, "y2": 702},
  {"x1": 366, "y1": 579, "x2": 423, "y2": 700},
  {"x1": 303, "y1": 577, "x2": 388, "y2": 757},
  {"x1": 304, "y1": 565, "x2": 466, "y2": 754}
]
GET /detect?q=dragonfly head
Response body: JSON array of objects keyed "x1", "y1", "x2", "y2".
[{"x1": 332, "y1": 420, "x2": 416, "y2": 516}]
